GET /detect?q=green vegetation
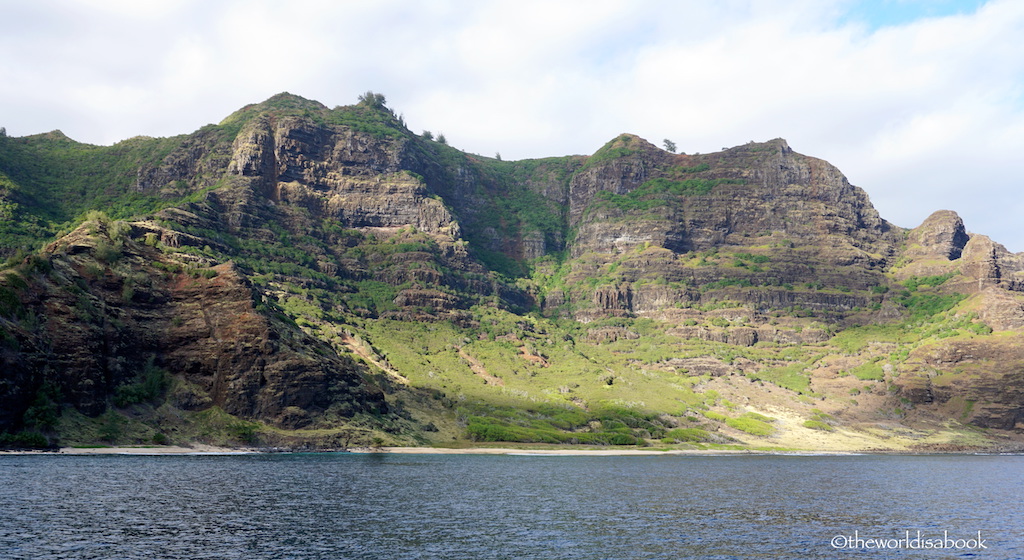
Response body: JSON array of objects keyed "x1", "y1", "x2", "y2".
[
  {"x1": 459, "y1": 402, "x2": 677, "y2": 445},
  {"x1": 726, "y1": 413, "x2": 775, "y2": 436},
  {"x1": 0, "y1": 93, "x2": 1015, "y2": 452},
  {"x1": 326, "y1": 101, "x2": 408, "y2": 139},
  {"x1": 0, "y1": 431, "x2": 50, "y2": 449},
  {"x1": 589, "y1": 177, "x2": 744, "y2": 215},
  {"x1": 23, "y1": 383, "x2": 61, "y2": 430},
  {"x1": 113, "y1": 359, "x2": 170, "y2": 407},
  {"x1": 803, "y1": 420, "x2": 834, "y2": 431},
  {"x1": 830, "y1": 324, "x2": 909, "y2": 354},
  {"x1": 803, "y1": 409, "x2": 837, "y2": 431},
  {"x1": 663, "y1": 427, "x2": 712, "y2": 443},
  {"x1": 849, "y1": 360, "x2": 885, "y2": 381},
  {"x1": 0, "y1": 133, "x2": 184, "y2": 256},
  {"x1": 581, "y1": 134, "x2": 642, "y2": 170},
  {"x1": 902, "y1": 273, "x2": 956, "y2": 291},
  {"x1": 897, "y1": 291, "x2": 966, "y2": 322},
  {"x1": 749, "y1": 361, "x2": 813, "y2": 393}
]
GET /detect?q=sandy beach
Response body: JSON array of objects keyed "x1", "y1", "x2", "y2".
[{"x1": 359, "y1": 446, "x2": 758, "y2": 456}]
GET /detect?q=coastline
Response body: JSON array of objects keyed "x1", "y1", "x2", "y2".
[
  {"x1": 0, "y1": 445, "x2": 863, "y2": 456},
  {"x1": 2, "y1": 444, "x2": 255, "y2": 455},
  {"x1": 3, "y1": 443, "x2": 1017, "y2": 457},
  {"x1": 357, "y1": 446, "x2": 765, "y2": 456}
]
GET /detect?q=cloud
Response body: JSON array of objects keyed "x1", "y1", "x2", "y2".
[{"x1": 1, "y1": 0, "x2": 1022, "y2": 249}]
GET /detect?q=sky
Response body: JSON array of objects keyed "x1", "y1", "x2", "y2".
[{"x1": 2, "y1": 0, "x2": 1022, "y2": 250}]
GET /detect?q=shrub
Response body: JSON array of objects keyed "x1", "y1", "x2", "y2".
[
  {"x1": 739, "y1": 411, "x2": 774, "y2": 423},
  {"x1": 664, "y1": 427, "x2": 711, "y2": 443},
  {"x1": 902, "y1": 273, "x2": 956, "y2": 292},
  {"x1": 803, "y1": 420, "x2": 834, "y2": 432},
  {"x1": 703, "y1": 410, "x2": 728, "y2": 422},
  {"x1": 897, "y1": 292, "x2": 965, "y2": 321},
  {"x1": 849, "y1": 362, "x2": 884, "y2": 381},
  {"x1": 98, "y1": 411, "x2": 126, "y2": 442},
  {"x1": 228, "y1": 420, "x2": 260, "y2": 444},
  {"x1": 0, "y1": 431, "x2": 50, "y2": 449},
  {"x1": 23, "y1": 383, "x2": 61, "y2": 429},
  {"x1": 113, "y1": 360, "x2": 170, "y2": 407},
  {"x1": 0, "y1": 281, "x2": 25, "y2": 319},
  {"x1": 726, "y1": 416, "x2": 774, "y2": 436},
  {"x1": 93, "y1": 240, "x2": 121, "y2": 264},
  {"x1": 357, "y1": 91, "x2": 387, "y2": 109},
  {"x1": 607, "y1": 433, "x2": 638, "y2": 445}
]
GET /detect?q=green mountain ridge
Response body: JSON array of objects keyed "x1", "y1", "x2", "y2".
[{"x1": 2, "y1": 92, "x2": 1024, "y2": 451}]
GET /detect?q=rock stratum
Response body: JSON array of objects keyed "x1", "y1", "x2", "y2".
[{"x1": 1, "y1": 92, "x2": 1023, "y2": 451}]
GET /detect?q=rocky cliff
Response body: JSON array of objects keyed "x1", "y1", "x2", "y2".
[
  {"x1": 2, "y1": 92, "x2": 1024, "y2": 450},
  {"x1": 0, "y1": 219, "x2": 388, "y2": 433}
]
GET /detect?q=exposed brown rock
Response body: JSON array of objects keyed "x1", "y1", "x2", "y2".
[
  {"x1": 973, "y1": 288, "x2": 1024, "y2": 331},
  {"x1": 0, "y1": 223, "x2": 386, "y2": 431},
  {"x1": 960, "y1": 234, "x2": 1024, "y2": 291},
  {"x1": 904, "y1": 210, "x2": 970, "y2": 261},
  {"x1": 894, "y1": 335, "x2": 1024, "y2": 430}
]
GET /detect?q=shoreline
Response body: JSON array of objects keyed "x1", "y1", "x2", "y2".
[
  {"x1": 1, "y1": 440, "x2": 1020, "y2": 457},
  {"x1": 2, "y1": 444, "x2": 256, "y2": 456},
  {"x1": 352, "y1": 446, "x2": 763, "y2": 456},
  {"x1": 0, "y1": 445, "x2": 989, "y2": 457}
]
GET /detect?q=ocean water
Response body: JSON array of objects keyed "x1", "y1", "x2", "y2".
[{"x1": 1, "y1": 452, "x2": 1021, "y2": 559}]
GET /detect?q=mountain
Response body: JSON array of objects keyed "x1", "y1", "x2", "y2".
[{"x1": 2, "y1": 92, "x2": 1023, "y2": 451}]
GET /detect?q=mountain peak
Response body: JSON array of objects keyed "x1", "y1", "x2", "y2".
[
  {"x1": 906, "y1": 209, "x2": 969, "y2": 261},
  {"x1": 219, "y1": 92, "x2": 327, "y2": 127},
  {"x1": 258, "y1": 92, "x2": 326, "y2": 111}
]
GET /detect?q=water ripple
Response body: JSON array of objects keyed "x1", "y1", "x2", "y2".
[{"x1": 0, "y1": 453, "x2": 1020, "y2": 559}]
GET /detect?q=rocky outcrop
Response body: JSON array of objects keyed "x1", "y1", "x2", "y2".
[
  {"x1": 895, "y1": 208, "x2": 1024, "y2": 290},
  {"x1": 584, "y1": 327, "x2": 640, "y2": 343},
  {"x1": 551, "y1": 137, "x2": 902, "y2": 323},
  {"x1": 568, "y1": 134, "x2": 668, "y2": 227},
  {"x1": 224, "y1": 113, "x2": 460, "y2": 236},
  {"x1": 667, "y1": 325, "x2": 829, "y2": 346},
  {"x1": 160, "y1": 262, "x2": 385, "y2": 428},
  {"x1": 960, "y1": 234, "x2": 1024, "y2": 291},
  {"x1": 134, "y1": 128, "x2": 235, "y2": 197},
  {"x1": 894, "y1": 336, "x2": 1024, "y2": 430},
  {"x1": 568, "y1": 138, "x2": 901, "y2": 262},
  {"x1": 973, "y1": 288, "x2": 1024, "y2": 331},
  {"x1": 0, "y1": 222, "x2": 387, "y2": 432},
  {"x1": 904, "y1": 210, "x2": 969, "y2": 261}
]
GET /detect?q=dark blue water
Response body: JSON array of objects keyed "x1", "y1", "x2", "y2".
[{"x1": 1, "y1": 453, "x2": 1021, "y2": 559}]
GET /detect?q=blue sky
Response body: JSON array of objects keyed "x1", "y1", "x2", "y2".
[
  {"x1": 1, "y1": 0, "x2": 1022, "y2": 251},
  {"x1": 845, "y1": 0, "x2": 988, "y2": 28}
]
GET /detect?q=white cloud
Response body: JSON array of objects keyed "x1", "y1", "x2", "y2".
[{"x1": 2, "y1": 0, "x2": 1023, "y2": 249}]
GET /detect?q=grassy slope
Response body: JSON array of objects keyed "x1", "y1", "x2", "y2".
[
  {"x1": 0, "y1": 132, "x2": 189, "y2": 256},
  {"x1": 344, "y1": 279, "x2": 992, "y2": 451}
]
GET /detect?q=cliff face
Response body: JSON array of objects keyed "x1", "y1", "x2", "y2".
[
  {"x1": 4, "y1": 92, "x2": 1024, "y2": 449},
  {"x1": 0, "y1": 220, "x2": 387, "y2": 432},
  {"x1": 545, "y1": 137, "x2": 903, "y2": 322},
  {"x1": 894, "y1": 335, "x2": 1024, "y2": 430},
  {"x1": 227, "y1": 114, "x2": 457, "y2": 235},
  {"x1": 884, "y1": 210, "x2": 1024, "y2": 430},
  {"x1": 569, "y1": 137, "x2": 898, "y2": 260}
]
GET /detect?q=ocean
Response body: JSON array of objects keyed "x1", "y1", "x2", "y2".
[{"x1": 1, "y1": 452, "x2": 1020, "y2": 559}]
